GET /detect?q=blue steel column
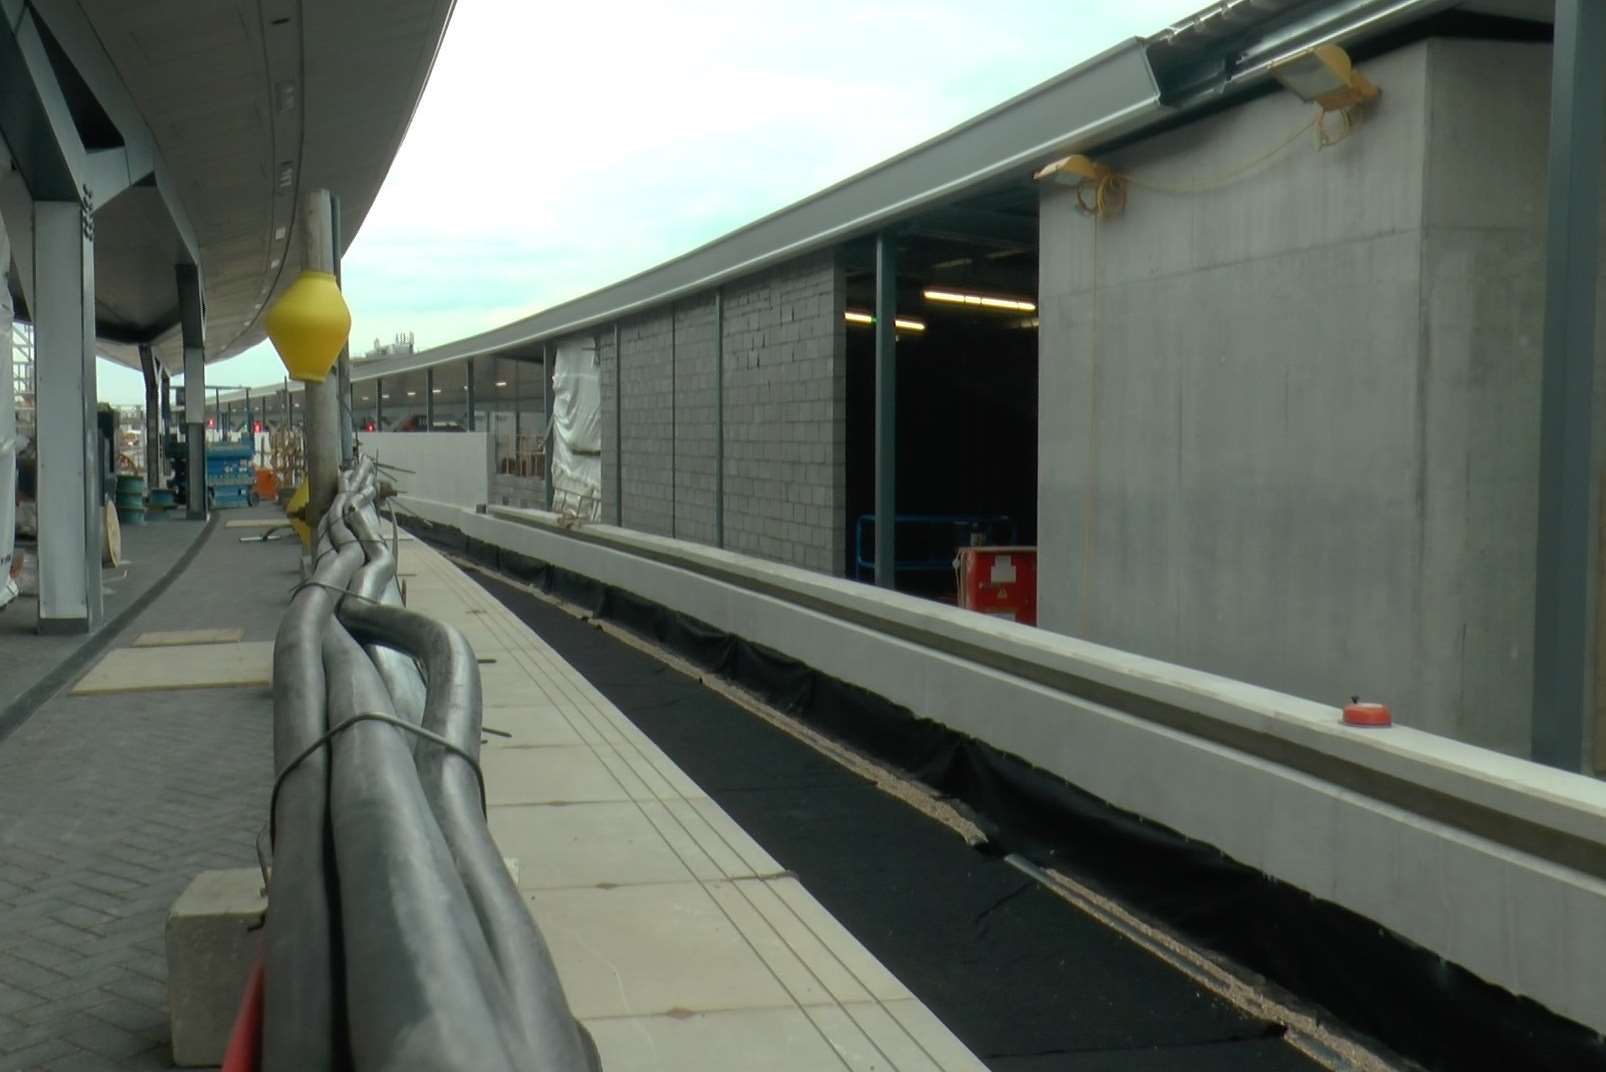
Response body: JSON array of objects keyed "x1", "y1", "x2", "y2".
[
  {"x1": 543, "y1": 343, "x2": 555, "y2": 510},
  {"x1": 1532, "y1": 0, "x2": 1605, "y2": 771},
  {"x1": 34, "y1": 200, "x2": 101, "y2": 632},
  {"x1": 874, "y1": 233, "x2": 897, "y2": 589}
]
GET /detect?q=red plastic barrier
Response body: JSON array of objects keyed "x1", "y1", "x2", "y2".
[{"x1": 220, "y1": 957, "x2": 265, "y2": 1072}]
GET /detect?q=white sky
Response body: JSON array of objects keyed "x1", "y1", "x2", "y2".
[{"x1": 98, "y1": 0, "x2": 1204, "y2": 403}]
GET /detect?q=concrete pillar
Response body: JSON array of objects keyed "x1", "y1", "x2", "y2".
[
  {"x1": 543, "y1": 343, "x2": 554, "y2": 510},
  {"x1": 873, "y1": 233, "x2": 897, "y2": 589},
  {"x1": 300, "y1": 190, "x2": 340, "y2": 533},
  {"x1": 178, "y1": 263, "x2": 206, "y2": 519},
  {"x1": 1532, "y1": 0, "x2": 1605, "y2": 771},
  {"x1": 35, "y1": 200, "x2": 102, "y2": 632},
  {"x1": 139, "y1": 344, "x2": 160, "y2": 488}
]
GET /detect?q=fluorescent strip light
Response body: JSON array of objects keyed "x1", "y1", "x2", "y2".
[
  {"x1": 843, "y1": 310, "x2": 926, "y2": 333},
  {"x1": 922, "y1": 288, "x2": 1036, "y2": 313},
  {"x1": 494, "y1": 380, "x2": 508, "y2": 387},
  {"x1": 406, "y1": 390, "x2": 417, "y2": 397}
]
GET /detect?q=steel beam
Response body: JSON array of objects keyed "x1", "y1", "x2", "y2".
[
  {"x1": 34, "y1": 200, "x2": 100, "y2": 632},
  {"x1": 1532, "y1": 0, "x2": 1605, "y2": 771},
  {"x1": 874, "y1": 233, "x2": 896, "y2": 589},
  {"x1": 178, "y1": 263, "x2": 206, "y2": 518}
]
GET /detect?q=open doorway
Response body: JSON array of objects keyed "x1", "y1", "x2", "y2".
[{"x1": 843, "y1": 191, "x2": 1039, "y2": 604}]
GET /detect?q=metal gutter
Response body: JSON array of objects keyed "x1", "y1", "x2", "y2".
[{"x1": 219, "y1": 0, "x2": 1475, "y2": 403}]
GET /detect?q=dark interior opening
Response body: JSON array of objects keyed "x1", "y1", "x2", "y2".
[{"x1": 842, "y1": 193, "x2": 1039, "y2": 602}]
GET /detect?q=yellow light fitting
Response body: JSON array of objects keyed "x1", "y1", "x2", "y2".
[
  {"x1": 844, "y1": 310, "x2": 925, "y2": 332},
  {"x1": 1272, "y1": 44, "x2": 1377, "y2": 111},
  {"x1": 923, "y1": 289, "x2": 1036, "y2": 313},
  {"x1": 1033, "y1": 153, "x2": 1114, "y2": 185}
]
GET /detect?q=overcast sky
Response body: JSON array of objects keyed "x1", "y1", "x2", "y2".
[{"x1": 98, "y1": 0, "x2": 1203, "y2": 403}]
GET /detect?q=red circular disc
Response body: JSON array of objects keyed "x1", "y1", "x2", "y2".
[{"x1": 1342, "y1": 701, "x2": 1393, "y2": 728}]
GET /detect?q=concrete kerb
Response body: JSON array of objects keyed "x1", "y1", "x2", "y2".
[{"x1": 399, "y1": 494, "x2": 1606, "y2": 1036}]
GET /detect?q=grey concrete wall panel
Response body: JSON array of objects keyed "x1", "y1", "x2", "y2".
[
  {"x1": 397, "y1": 497, "x2": 1606, "y2": 1037},
  {"x1": 1036, "y1": 41, "x2": 1606, "y2": 755}
]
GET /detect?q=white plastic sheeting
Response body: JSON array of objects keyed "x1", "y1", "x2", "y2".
[{"x1": 550, "y1": 339, "x2": 601, "y2": 518}]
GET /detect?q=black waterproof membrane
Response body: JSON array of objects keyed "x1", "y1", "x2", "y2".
[{"x1": 405, "y1": 513, "x2": 1606, "y2": 1072}]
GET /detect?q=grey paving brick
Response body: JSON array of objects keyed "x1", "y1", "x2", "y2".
[
  {"x1": 0, "y1": 1037, "x2": 75, "y2": 1067},
  {"x1": 0, "y1": 518, "x2": 279, "y2": 1070}
]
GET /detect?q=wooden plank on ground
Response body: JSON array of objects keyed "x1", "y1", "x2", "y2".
[
  {"x1": 131, "y1": 628, "x2": 246, "y2": 648},
  {"x1": 71, "y1": 642, "x2": 274, "y2": 695}
]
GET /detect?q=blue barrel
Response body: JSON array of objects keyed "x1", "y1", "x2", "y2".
[{"x1": 115, "y1": 474, "x2": 146, "y2": 526}]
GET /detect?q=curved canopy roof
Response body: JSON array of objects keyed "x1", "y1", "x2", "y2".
[{"x1": 1, "y1": 0, "x2": 453, "y2": 370}]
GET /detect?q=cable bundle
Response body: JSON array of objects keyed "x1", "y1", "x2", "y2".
[{"x1": 261, "y1": 454, "x2": 599, "y2": 1071}]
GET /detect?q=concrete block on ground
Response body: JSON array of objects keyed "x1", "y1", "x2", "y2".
[{"x1": 165, "y1": 868, "x2": 266, "y2": 1067}]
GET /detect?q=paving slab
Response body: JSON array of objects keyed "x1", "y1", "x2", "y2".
[
  {"x1": 70, "y1": 642, "x2": 273, "y2": 695},
  {"x1": 131, "y1": 629, "x2": 245, "y2": 648}
]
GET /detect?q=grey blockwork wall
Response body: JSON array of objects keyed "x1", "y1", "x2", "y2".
[
  {"x1": 617, "y1": 311, "x2": 676, "y2": 538},
  {"x1": 599, "y1": 328, "x2": 619, "y2": 525},
  {"x1": 1038, "y1": 39, "x2": 1606, "y2": 757},
  {"x1": 598, "y1": 250, "x2": 846, "y2": 573},
  {"x1": 674, "y1": 298, "x2": 718, "y2": 546},
  {"x1": 720, "y1": 252, "x2": 846, "y2": 573}
]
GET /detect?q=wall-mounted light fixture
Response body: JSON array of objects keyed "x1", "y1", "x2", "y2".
[
  {"x1": 1271, "y1": 44, "x2": 1376, "y2": 110},
  {"x1": 494, "y1": 380, "x2": 509, "y2": 388}
]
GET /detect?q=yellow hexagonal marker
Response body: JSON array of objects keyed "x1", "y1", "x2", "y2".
[
  {"x1": 264, "y1": 270, "x2": 351, "y2": 383},
  {"x1": 285, "y1": 480, "x2": 311, "y2": 548}
]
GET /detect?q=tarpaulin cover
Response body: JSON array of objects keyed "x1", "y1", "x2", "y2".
[
  {"x1": 550, "y1": 340, "x2": 600, "y2": 517},
  {"x1": 403, "y1": 514, "x2": 1606, "y2": 1072}
]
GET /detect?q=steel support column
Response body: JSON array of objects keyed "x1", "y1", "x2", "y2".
[
  {"x1": 1532, "y1": 0, "x2": 1605, "y2": 771},
  {"x1": 543, "y1": 343, "x2": 555, "y2": 511},
  {"x1": 465, "y1": 358, "x2": 476, "y2": 432},
  {"x1": 714, "y1": 290, "x2": 724, "y2": 548},
  {"x1": 332, "y1": 193, "x2": 354, "y2": 464},
  {"x1": 0, "y1": 214, "x2": 15, "y2": 610},
  {"x1": 873, "y1": 233, "x2": 897, "y2": 589},
  {"x1": 138, "y1": 343, "x2": 160, "y2": 488},
  {"x1": 178, "y1": 263, "x2": 206, "y2": 519},
  {"x1": 35, "y1": 200, "x2": 101, "y2": 632},
  {"x1": 376, "y1": 376, "x2": 384, "y2": 430},
  {"x1": 301, "y1": 189, "x2": 341, "y2": 533},
  {"x1": 425, "y1": 368, "x2": 435, "y2": 431}
]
